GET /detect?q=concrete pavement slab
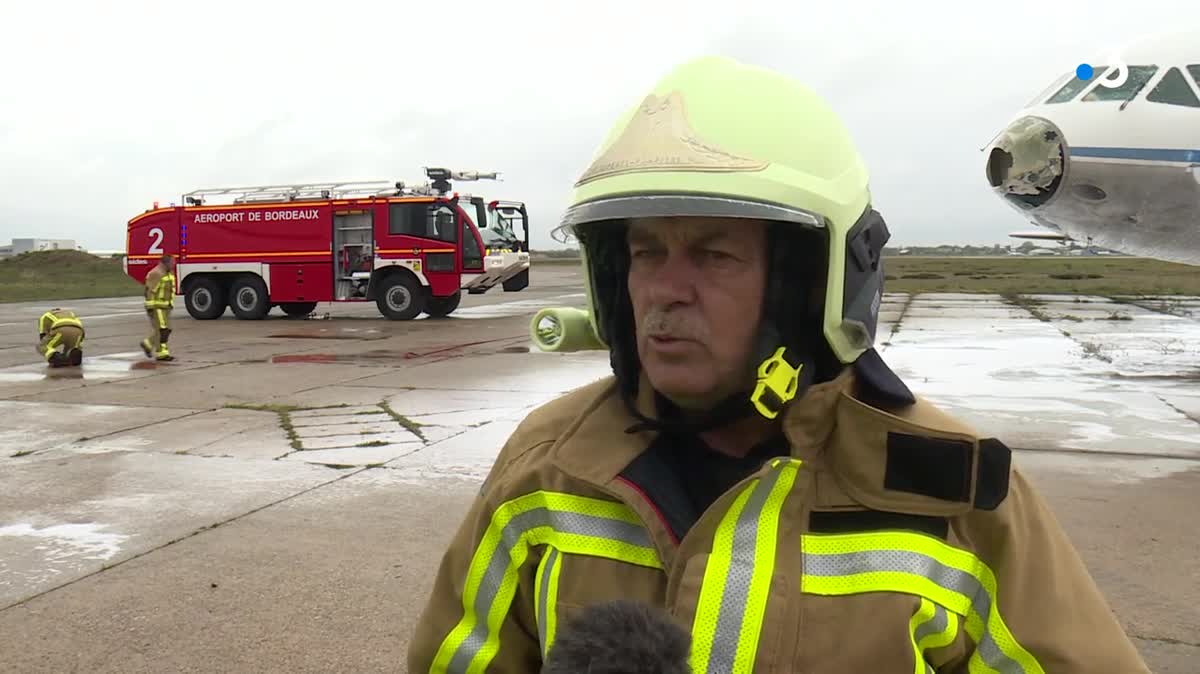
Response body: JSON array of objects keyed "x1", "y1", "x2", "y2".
[
  {"x1": 290, "y1": 405, "x2": 386, "y2": 418},
  {"x1": 406, "y1": 407, "x2": 532, "y2": 427},
  {"x1": 11, "y1": 361, "x2": 402, "y2": 409},
  {"x1": 292, "y1": 432, "x2": 422, "y2": 452},
  {"x1": 388, "y1": 417, "x2": 525, "y2": 481},
  {"x1": 292, "y1": 421, "x2": 400, "y2": 438},
  {"x1": 186, "y1": 424, "x2": 293, "y2": 461},
  {"x1": 281, "y1": 441, "x2": 424, "y2": 466},
  {"x1": 0, "y1": 470, "x2": 477, "y2": 673},
  {"x1": 0, "y1": 451, "x2": 338, "y2": 607},
  {"x1": 383, "y1": 387, "x2": 559, "y2": 416},
  {"x1": 354, "y1": 350, "x2": 614, "y2": 393},
  {"x1": 0, "y1": 400, "x2": 202, "y2": 458},
  {"x1": 60, "y1": 408, "x2": 271, "y2": 457},
  {"x1": 1018, "y1": 452, "x2": 1200, "y2": 657},
  {"x1": 289, "y1": 412, "x2": 390, "y2": 427},
  {"x1": 881, "y1": 295, "x2": 1200, "y2": 456},
  {"x1": 276, "y1": 385, "x2": 414, "y2": 409}
]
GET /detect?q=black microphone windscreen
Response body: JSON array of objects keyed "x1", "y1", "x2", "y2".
[{"x1": 541, "y1": 599, "x2": 692, "y2": 674}]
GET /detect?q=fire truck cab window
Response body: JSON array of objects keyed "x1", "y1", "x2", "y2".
[
  {"x1": 461, "y1": 216, "x2": 483, "y2": 269},
  {"x1": 389, "y1": 202, "x2": 459, "y2": 243}
]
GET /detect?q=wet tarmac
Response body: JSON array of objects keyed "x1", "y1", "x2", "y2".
[{"x1": 0, "y1": 265, "x2": 1197, "y2": 672}]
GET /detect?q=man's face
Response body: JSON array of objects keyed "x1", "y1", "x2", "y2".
[{"x1": 626, "y1": 216, "x2": 769, "y2": 410}]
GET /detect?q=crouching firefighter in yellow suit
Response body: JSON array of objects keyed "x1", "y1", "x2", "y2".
[
  {"x1": 141, "y1": 254, "x2": 176, "y2": 361},
  {"x1": 38, "y1": 308, "x2": 85, "y2": 367}
]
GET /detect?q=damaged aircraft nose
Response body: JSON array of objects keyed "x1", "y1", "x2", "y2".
[{"x1": 985, "y1": 116, "x2": 1066, "y2": 209}]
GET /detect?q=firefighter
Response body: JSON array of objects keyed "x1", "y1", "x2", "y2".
[
  {"x1": 37, "y1": 308, "x2": 84, "y2": 367},
  {"x1": 407, "y1": 57, "x2": 1150, "y2": 673},
  {"x1": 141, "y1": 254, "x2": 176, "y2": 361}
]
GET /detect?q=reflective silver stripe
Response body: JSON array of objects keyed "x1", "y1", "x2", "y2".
[
  {"x1": 913, "y1": 602, "x2": 949, "y2": 646},
  {"x1": 448, "y1": 508, "x2": 655, "y2": 673},
  {"x1": 537, "y1": 547, "x2": 561, "y2": 655},
  {"x1": 705, "y1": 465, "x2": 787, "y2": 674},
  {"x1": 805, "y1": 550, "x2": 1025, "y2": 674}
]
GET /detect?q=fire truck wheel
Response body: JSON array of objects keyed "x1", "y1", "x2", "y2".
[
  {"x1": 185, "y1": 277, "x2": 227, "y2": 320},
  {"x1": 376, "y1": 273, "x2": 424, "y2": 320},
  {"x1": 230, "y1": 275, "x2": 271, "y2": 320},
  {"x1": 425, "y1": 291, "x2": 462, "y2": 319}
]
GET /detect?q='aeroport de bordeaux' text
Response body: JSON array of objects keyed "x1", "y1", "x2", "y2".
[{"x1": 192, "y1": 209, "x2": 320, "y2": 224}]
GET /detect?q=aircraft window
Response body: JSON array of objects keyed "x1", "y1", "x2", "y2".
[
  {"x1": 1045, "y1": 66, "x2": 1108, "y2": 103},
  {"x1": 1029, "y1": 73, "x2": 1072, "y2": 106},
  {"x1": 1146, "y1": 67, "x2": 1200, "y2": 107},
  {"x1": 1081, "y1": 65, "x2": 1158, "y2": 102}
]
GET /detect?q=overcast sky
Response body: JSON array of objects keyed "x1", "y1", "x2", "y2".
[{"x1": 1, "y1": 0, "x2": 1197, "y2": 251}]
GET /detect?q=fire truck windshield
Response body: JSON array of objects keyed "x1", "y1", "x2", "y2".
[{"x1": 462, "y1": 197, "x2": 488, "y2": 233}]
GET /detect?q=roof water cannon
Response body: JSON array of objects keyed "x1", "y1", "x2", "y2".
[
  {"x1": 423, "y1": 167, "x2": 501, "y2": 196},
  {"x1": 530, "y1": 307, "x2": 605, "y2": 352}
]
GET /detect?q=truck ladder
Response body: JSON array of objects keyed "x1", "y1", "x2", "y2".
[{"x1": 180, "y1": 169, "x2": 503, "y2": 205}]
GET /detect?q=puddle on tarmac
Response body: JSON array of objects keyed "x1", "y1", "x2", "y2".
[
  {"x1": 271, "y1": 351, "x2": 401, "y2": 365},
  {"x1": 268, "y1": 327, "x2": 387, "y2": 340},
  {"x1": 270, "y1": 344, "x2": 530, "y2": 365},
  {"x1": 1108, "y1": 370, "x2": 1200, "y2": 383},
  {"x1": 0, "y1": 354, "x2": 157, "y2": 383},
  {"x1": 0, "y1": 522, "x2": 129, "y2": 562}
]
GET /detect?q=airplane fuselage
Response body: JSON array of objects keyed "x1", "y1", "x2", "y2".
[{"x1": 984, "y1": 40, "x2": 1200, "y2": 266}]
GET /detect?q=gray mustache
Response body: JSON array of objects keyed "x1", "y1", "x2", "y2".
[{"x1": 639, "y1": 308, "x2": 708, "y2": 341}]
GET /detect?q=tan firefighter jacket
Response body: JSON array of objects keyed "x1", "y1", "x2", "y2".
[
  {"x1": 407, "y1": 356, "x2": 1149, "y2": 673},
  {"x1": 144, "y1": 265, "x2": 176, "y2": 311}
]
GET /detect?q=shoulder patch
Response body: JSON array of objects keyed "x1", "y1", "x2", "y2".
[
  {"x1": 975, "y1": 438, "x2": 1011, "y2": 510},
  {"x1": 884, "y1": 432, "x2": 1011, "y2": 511}
]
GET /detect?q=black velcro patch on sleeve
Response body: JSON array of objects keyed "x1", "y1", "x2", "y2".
[
  {"x1": 884, "y1": 432, "x2": 973, "y2": 503},
  {"x1": 974, "y1": 438, "x2": 1012, "y2": 510},
  {"x1": 809, "y1": 509, "x2": 950, "y2": 539}
]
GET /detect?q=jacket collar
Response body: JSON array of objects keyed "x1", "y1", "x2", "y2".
[{"x1": 551, "y1": 365, "x2": 858, "y2": 489}]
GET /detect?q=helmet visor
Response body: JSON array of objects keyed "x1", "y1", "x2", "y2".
[{"x1": 552, "y1": 195, "x2": 827, "y2": 244}]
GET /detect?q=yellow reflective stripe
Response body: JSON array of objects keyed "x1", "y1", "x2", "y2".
[
  {"x1": 154, "y1": 275, "x2": 176, "y2": 302},
  {"x1": 802, "y1": 532, "x2": 1044, "y2": 674},
  {"x1": 690, "y1": 458, "x2": 800, "y2": 674},
  {"x1": 535, "y1": 546, "x2": 563, "y2": 657},
  {"x1": 43, "y1": 333, "x2": 62, "y2": 357},
  {"x1": 430, "y1": 491, "x2": 662, "y2": 674},
  {"x1": 50, "y1": 317, "x2": 83, "y2": 330},
  {"x1": 910, "y1": 597, "x2": 959, "y2": 674}
]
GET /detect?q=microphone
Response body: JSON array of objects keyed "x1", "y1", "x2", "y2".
[{"x1": 541, "y1": 599, "x2": 693, "y2": 674}]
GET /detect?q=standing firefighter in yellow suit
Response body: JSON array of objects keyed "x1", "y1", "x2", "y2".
[
  {"x1": 141, "y1": 254, "x2": 176, "y2": 361},
  {"x1": 407, "y1": 57, "x2": 1150, "y2": 673},
  {"x1": 37, "y1": 308, "x2": 84, "y2": 367}
]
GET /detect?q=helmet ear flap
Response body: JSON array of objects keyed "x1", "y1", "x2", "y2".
[
  {"x1": 579, "y1": 220, "x2": 641, "y2": 398},
  {"x1": 841, "y1": 209, "x2": 890, "y2": 354}
]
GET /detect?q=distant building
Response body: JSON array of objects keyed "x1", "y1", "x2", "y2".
[{"x1": 0, "y1": 238, "x2": 80, "y2": 258}]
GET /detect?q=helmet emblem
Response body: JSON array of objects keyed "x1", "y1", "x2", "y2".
[{"x1": 575, "y1": 91, "x2": 769, "y2": 186}]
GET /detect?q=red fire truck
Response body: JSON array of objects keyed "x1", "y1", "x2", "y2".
[{"x1": 124, "y1": 169, "x2": 531, "y2": 321}]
